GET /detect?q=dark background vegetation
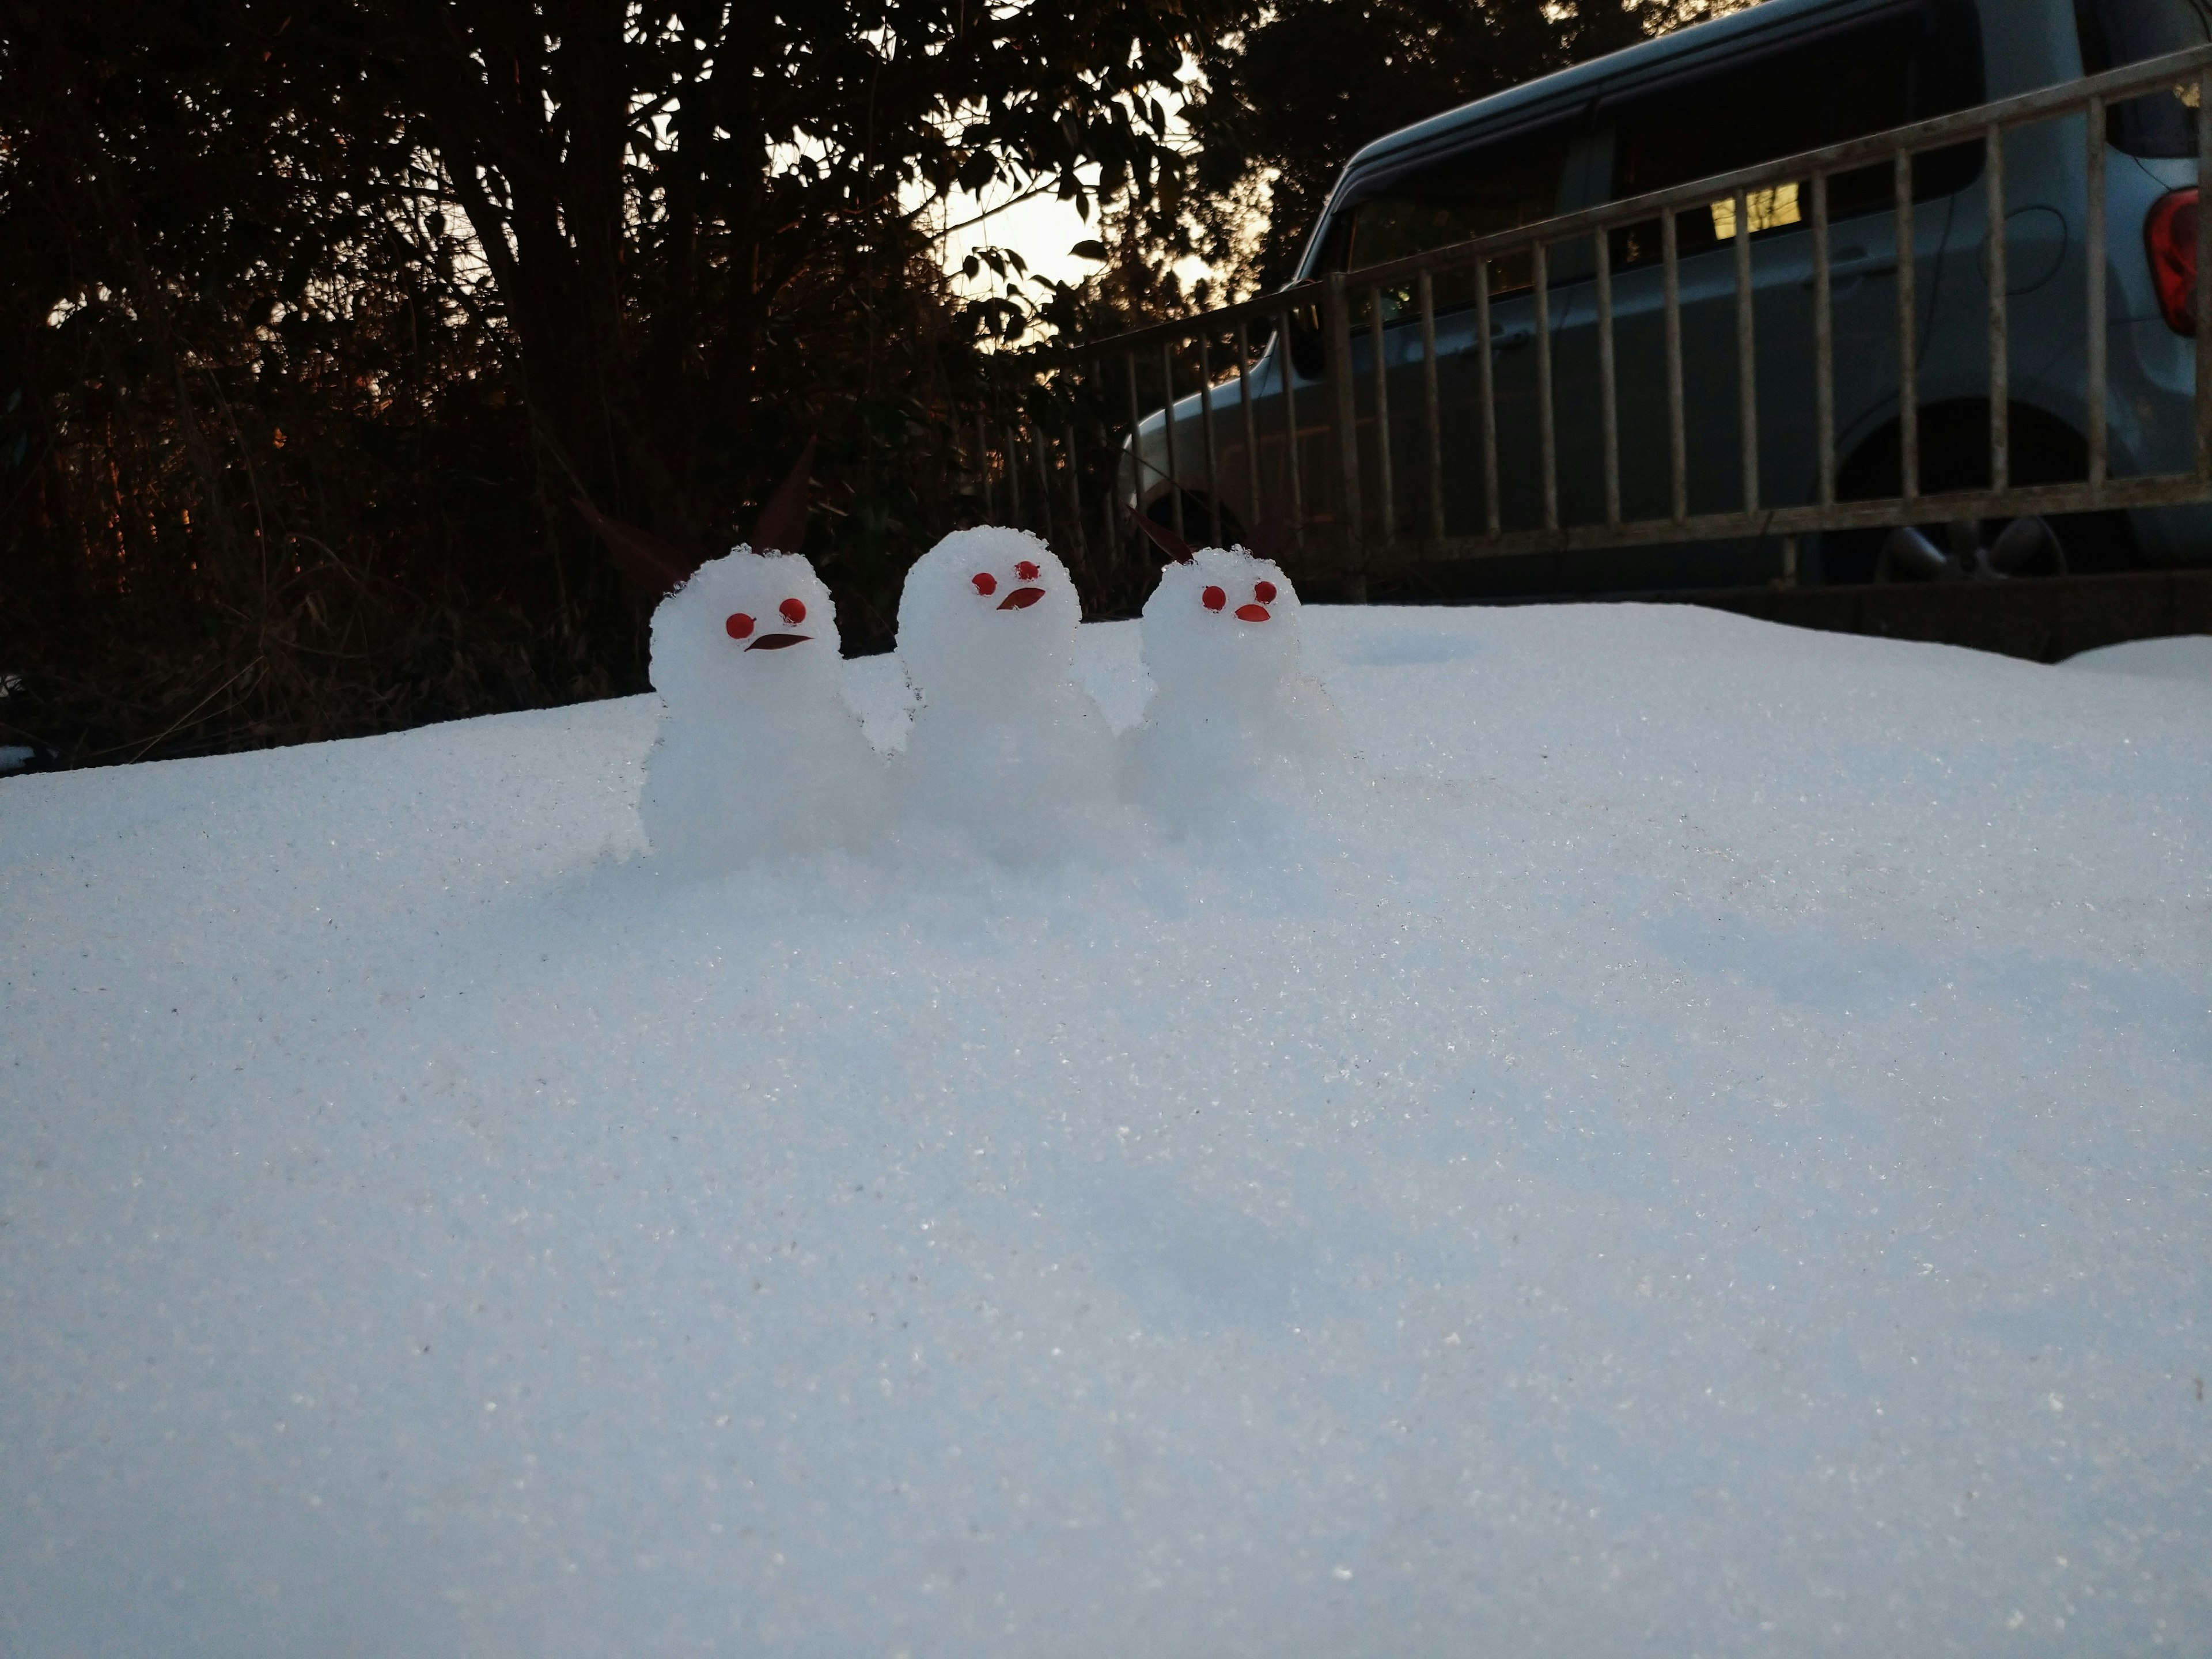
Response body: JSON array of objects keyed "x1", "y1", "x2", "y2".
[{"x1": 1, "y1": 0, "x2": 1706, "y2": 768}]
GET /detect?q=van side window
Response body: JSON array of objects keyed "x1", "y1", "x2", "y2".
[
  {"x1": 2076, "y1": 0, "x2": 2212, "y2": 156},
  {"x1": 1330, "y1": 124, "x2": 1577, "y2": 317},
  {"x1": 1606, "y1": 0, "x2": 1984, "y2": 270}
]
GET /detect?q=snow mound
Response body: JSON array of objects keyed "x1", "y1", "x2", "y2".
[
  {"x1": 2061, "y1": 632, "x2": 2212, "y2": 682},
  {"x1": 2, "y1": 602, "x2": 2207, "y2": 1657}
]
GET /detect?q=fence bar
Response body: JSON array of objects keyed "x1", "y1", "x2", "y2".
[
  {"x1": 1812, "y1": 172, "x2": 1836, "y2": 506},
  {"x1": 1533, "y1": 241, "x2": 1557, "y2": 533},
  {"x1": 1005, "y1": 423, "x2": 1024, "y2": 525},
  {"x1": 1198, "y1": 334, "x2": 1221, "y2": 543},
  {"x1": 1325, "y1": 272, "x2": 1365, "y2": 579},
  {"x1": 1896, "y1": 150, "x2": 1919, "y2": 502},
  {"x1": 977, "y1": 410, "x2": 995, "y2": 520},
  {"x1": 1477, "y1": 258, "x2": 1501, "y2": 537},
  {"x1": 1123, "y1": 352, "x2": 1145, "y2": 548},
  {"x1": 2197, "y1": 68, "x2": 2212, "y2": 480},
  {"x1": 1733, "y1": 187, "x2": 1759, "y2": 513},
  {"x1": 1065, "y1": 422, "x2": 1086, "y2": 568},
  {"x1": 1033, "y1": 421, "x2": 1056, "y2": 546},
  {"x1": 1159, "y1": 341, "x2": 1183, "y2": 540},
  {"x1": 1663, "y1": 209, "x2": 1686, "y2": 524},
  {"x1": 2086, "y1": 96, "x2": 2108, "y2": 497},
  {"x1": 1986, "y1": 123, "x2": 2010, "y2": 493},
  {"x1": 1102, "y1": 436, "x2": 1118, "y2": 565},
  {"x1": 1418, "y1": 270, "x2": 1444, "y2": 544},
  {"x1": 1596, "y1": 226, "x2": 1620, "y2": 528},
  {"x1": 1369, "y1": 285, "x2": 1396, "y2": 551},
  {"x1": 1278, "y1": 304, "x2": 1305, "y2": 544},
  {"x1": 1236, "y1": 319, "x2": 1261, "y2": 533}
]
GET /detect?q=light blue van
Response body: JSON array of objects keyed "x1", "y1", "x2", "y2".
[{"x1": 1126, "y1": 0, "x2": 2212, "y2": 589}]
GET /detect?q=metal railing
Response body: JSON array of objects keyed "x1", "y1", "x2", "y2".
[{"x1": 971, "y1": 43, "x2": 2212, "y2": 598}]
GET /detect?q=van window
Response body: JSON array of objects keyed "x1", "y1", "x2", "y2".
[
  {"x1": 1605, "y1": 0, "x2": 1984, "y2": 270},
  {"x1": 1329, "y1": 124, "x2": 1577, "y2": 317},
  {"x1": 2076, "y1": 0, "x2": 2212, "y2": 156}
]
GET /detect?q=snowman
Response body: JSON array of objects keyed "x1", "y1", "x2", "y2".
[
  {"x1": 1124, "y1": 546, "x2": 1355, "y2": 835},
  {"x1": 640, "y1": 547, "x2": 887, "y2": 869},
  {"x1": 892, "y1": 527, "x2": 1130, "y2": 863}
]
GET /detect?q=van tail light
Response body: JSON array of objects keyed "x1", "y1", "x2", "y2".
[{"x1": 2145, "y1": 188, "x2": 2199, "y2": 336}]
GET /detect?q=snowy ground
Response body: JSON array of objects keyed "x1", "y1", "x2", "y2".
[{"x1": 2, "y1": 606, "x2": 2207, "y2": 1657}]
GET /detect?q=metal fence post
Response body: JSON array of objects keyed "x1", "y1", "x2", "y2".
[
  {"x1": 2085, "y1": 97, "x2": 2108, "y2": 499},
  {"x1": 1324, "y1": 271, "x2": 1366, "y2": 598},
  {"x1": 2196, "y1": 68, "x2": 2212, "y2": 481}
]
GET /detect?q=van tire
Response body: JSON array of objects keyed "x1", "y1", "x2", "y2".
[{"x1": 1820, "y1": 400, "x2": 2137, "y2": 584}]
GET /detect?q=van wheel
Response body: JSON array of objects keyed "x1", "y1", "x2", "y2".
[
  {"x1": 1821, "y1": 401, "x2": 2138, "y2": 584},
  {"x1": 1874, "y1": 515, "x2": 2069, "y2": 581}
]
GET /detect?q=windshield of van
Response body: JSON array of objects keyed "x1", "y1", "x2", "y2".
[
  {"x1": 1330, "y1": 124, "x2": 1576, "y2": 319},
  {"x1": 2077, "y1": 0, "x2": 2212, "y2": 155}
]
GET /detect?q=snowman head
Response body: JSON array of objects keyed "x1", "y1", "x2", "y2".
[
  {"x1": 649, "y1": 547, "x2": 842, "y2": 711},
  {"x1": 896, "y1": 527, "x2": 1082, "y2": 700},
  {"x1": 1139, "y1": 546, "x2": 1302, "y2": 700}
]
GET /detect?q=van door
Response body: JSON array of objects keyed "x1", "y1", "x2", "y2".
[{"x1": 1572, "y1": 0, "x2": 1986, "y2": 573}]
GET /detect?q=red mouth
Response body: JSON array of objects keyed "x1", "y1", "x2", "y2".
[
  {"x1": 1234, "y1": 604, "x2": 1271, "y2": 623},
  {"x1": 997, "y1": 586, "x2": 1046, "y2": 611},
  {"x1": 745, "y1": 632, "x2": 811, "y2": 650}
]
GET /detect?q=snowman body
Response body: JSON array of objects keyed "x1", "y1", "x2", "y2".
[
  {"x1": 893, "y1": 528, "x2": 1126, "y2": 863},
  {"x1": 641, "y1": 548, "x2": 887, "y2": 869},
  {"x1": 1125, "y1": 548, "x2": 1354, "y2": 835}
]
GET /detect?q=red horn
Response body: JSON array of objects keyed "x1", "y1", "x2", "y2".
[
  {"x1": 751, "y1": 437, "x2": 817, "y2": 556},
  {"x1": 1245, "y1": 509, "x2": 1294, "y2": 568},
  {"x1": 1131, "y1": 511, "x2": 1197, "y2": 565},
  {"x1": 571, "y1": 496, "x2": 702, "y2": 597}
]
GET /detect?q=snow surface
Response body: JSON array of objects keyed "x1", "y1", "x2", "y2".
[
  {"x1": 2063, "y1": 632, "x2": 2212, "y2": 684},
  {"x1": 3, "y1": 603, "x2": 2208, "y2": 1657}
]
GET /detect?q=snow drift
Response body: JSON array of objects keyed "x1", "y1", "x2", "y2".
[{"x1": 2, "y1": 603, "x2": 2207, "y2": 1657}]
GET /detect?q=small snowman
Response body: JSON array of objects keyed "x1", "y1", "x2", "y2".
[
  {"x1": 640, "y1": 547, "x2": 887, "y2": 869},
  {"x1": 1124, "y1": 546, "x2": 1355, "y2": 835},
  {"x1": 892, "y1": 527, "x2": 1128, "y2": 863}
]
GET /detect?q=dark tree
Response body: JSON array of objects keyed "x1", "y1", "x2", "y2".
[{"x1": 0, "y1": 0, "x2": 1232, "y2": 764}]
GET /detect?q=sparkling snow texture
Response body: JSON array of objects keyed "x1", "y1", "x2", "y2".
[{"x1": 3, "y1": 603, "x2": 2208, "y2": 1657}]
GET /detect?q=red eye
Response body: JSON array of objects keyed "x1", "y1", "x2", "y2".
[
  {"x1": 1016, "y1": 560, "x2": 1040, "y2": 581},
  {"x1": 972, "y1": 572, "x2": 997, "y2": 595},
  {"x1": 779, "y1": 597, "x2": 806, "y2": 625},
  {"x1": 725, "y1": 612, "x2": 755, "y2": 639},
  {"x1": 1201, "y1": 585, "x2": 1226, "y2": 611},
  {"x1": 1253, "y1": 581, "x2": 1277, "y2": 603}
]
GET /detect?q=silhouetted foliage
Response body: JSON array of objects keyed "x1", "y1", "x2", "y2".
[{"x1": 0, "y1": 0, "x2": 1234, "y2": 765}]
